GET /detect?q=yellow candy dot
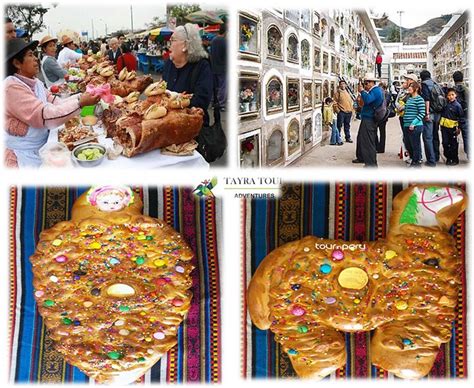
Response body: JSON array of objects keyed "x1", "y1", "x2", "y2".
[
  {"x1": 140, "y1": 311, "x2": 147, "y2": 316},
  {"x1": 149, "y1": 317, "x2": 156, "y2": 323},
  {"x1": 338, "y1": 267, "x2": 369, "y2": 290},
  {"x1": 154, "y1": 259, "x2": 166, "y2": 267},
  {"x1": 395, "y1": 300, "x2": 408, "y2": 310},
  {"x1": 52, "y1": 239, "x2": 62, "y2": 246},
  {"x1": 137, "y1": 235, "x2": 146, "y2": 240},
  {"x1": 354, "y1": 298, "x2": 361, "y2": 304},
  {"x1": 139, "y1": 231, "x2": 145, "y2": 235},
  {"x1": 385, "y1": 250, "x2": 397, "y2": 259},
  {"x1": 88, "y1": 242, "x2": 101, "y2": 250},
  {"x1": 145, "y1": 337, "x2": 152, "y2": 342},
  {"x1": 439, "y1": 296, "x2": 450, "y2": 306}
]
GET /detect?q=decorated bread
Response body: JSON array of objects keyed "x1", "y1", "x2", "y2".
[
  {"x1": 30, "y1": 186, "x2": 194, "y2": 384},
  {"x1": 248, "y1": 185, "x2": 467, "y2": 379}
]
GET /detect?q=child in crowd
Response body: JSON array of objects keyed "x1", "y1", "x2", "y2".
[
  {"x1": 440, "y1": 88, "x2": 464, "y2": 165},
  {"x1": 323, "y1": 97, "x2": 343, "y2": 146}
]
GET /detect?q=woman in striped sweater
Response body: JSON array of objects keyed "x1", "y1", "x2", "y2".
[{"x1": 402, "y1": 81, "x2": 426, "y2": 167}]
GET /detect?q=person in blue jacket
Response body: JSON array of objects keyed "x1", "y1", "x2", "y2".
[
  {"x1": 440, "y1": 88, "x2": 464, "y2": 165},
  {"x1": 162, "y1": 23, "x2": 213, "y2": 127},
  {"x1": 353, "y1": 73, "x2": 383, "y2": 167}
]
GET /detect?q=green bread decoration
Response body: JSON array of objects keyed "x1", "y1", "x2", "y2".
[{"x1": 399, "y1": 192, "x2": 418, "y2": 225}]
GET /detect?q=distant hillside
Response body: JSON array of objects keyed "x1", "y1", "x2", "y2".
[{"x1": 374, "y1": 14, "x2": 452, "y2": 44}]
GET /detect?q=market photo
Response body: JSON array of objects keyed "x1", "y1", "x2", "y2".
[
  {"x1": 4, "y1": 3, "x2": 228, "y2": 168},
  {"x1": 8, "y1": 185, "x2": 221, "y2": 383},
  {"x1": 237, "y1": 9, "x2": 469, "y2": 168},
  {"x1": 242, "y1": 182, "x2": 467, "y2": 378}
]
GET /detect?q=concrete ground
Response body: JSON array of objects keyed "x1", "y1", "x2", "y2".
[{"x1": 290, "y1": 116, "x2": 469, "y2": 168}]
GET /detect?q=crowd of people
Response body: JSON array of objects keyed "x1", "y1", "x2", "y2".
[
  {"x1": 324, "y1": 67, "x2": 469, "y2": 168},
  {"x1": 4, "y1": 16, "x2": 228, "y2": 167}
]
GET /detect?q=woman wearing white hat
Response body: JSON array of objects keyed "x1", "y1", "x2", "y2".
[
  {"x1": 57, "y1": 35, "x2": 82, "y2": 68},
  {"x1": 39, "y1": 35, "x2": 67, "y2": 87}
]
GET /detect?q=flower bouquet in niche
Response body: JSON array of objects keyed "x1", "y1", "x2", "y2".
[
  {"x1": 240, "y1": 87, "x2": 255, "y2": 113},
  {"x1": 240, "y1": 23, "x2": 255, "y2": 51}
]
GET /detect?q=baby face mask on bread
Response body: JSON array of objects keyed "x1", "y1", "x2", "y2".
[
  {"x1": 248, "y1": 185, "x2": 467, "y2": 380},
  {"x1": 30, "y1": 186, "x2": 194, "y2": 384}
]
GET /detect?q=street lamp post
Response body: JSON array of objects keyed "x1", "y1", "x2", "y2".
[
  {"x1": 397, "y1": 10, "x2": 404, "y2": 43},
  {"x1": 99, "y1": 19, "x2": 108, "y2": 37}
]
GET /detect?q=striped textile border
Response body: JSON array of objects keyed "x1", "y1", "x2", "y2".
[
  {"x1": 242, "y1": 182, "x2": 467, "y2": 379},
  {"x1": 9, "y1": 187, "x2": 221, "y2": 383}
]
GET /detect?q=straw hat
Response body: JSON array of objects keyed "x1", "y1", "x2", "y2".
[
  {"x1": 61, "y1": 35, "x2": 74, "y2": 46},
  {"x1": 403, "y1": 73, "x2": 419, "y2": 82},
  {"x1": 363, "y1": 73, "x2": 379, "y2": 82},
  {"x1": 40, "y1": 35, "x2": 58, "y2": 47}
]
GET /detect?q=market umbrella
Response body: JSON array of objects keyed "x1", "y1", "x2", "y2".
[
  {"x1": 148, "y1": 27, "x2": 173, "y2": 37},
  {"x1": 185, "y1": 11, "x2": 223, "y2": 25}
]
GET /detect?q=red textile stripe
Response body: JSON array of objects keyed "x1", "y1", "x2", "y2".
[
  {"x1": 181, "y1": 189, "x2": 200, "y2": 382},
  {"x1": 9, "y1": 187, "x2": 18, "y2": 376},
  {"x1": 205, "y1": 198, "x2": 221, "y2": 382},
  {"x1": 352, "y1": 184, "x2": 368, "y2": 377}
]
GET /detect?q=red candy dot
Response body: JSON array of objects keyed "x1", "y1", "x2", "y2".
[
  {"x1": 172, "y1": 298, "x2": 184, "y2": 307},
  {"x1": 290, "y1": 305, "x2": 306, "y2": 316},
  {"x1": 331, "y1": 249, "x2": 344, "y2": 261}
]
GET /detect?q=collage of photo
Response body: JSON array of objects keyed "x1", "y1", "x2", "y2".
[{"x1": 2, "y1": 1, "x2": 471, "y2": 386}]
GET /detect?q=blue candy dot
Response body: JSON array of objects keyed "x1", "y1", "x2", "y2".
[
  {"x1": 320, "y1": 264, "x2": 332, "y2": 274},
  {"x1": 288, "y1": 349, "x2": 298, "y2": 355},
  {"x1": 402, "y1": 338, "x2": 413, "y2": 346}
]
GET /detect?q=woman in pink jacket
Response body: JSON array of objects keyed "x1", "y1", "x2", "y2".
[{"x1": 4, "y1": 38, "x2": 99, "y2": 167}]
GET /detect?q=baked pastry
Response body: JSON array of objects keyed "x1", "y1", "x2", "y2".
[
  {"x1": 248, "y1": 185, "x2": 467, "y2": 379},
  {"x1": 30, "y1": 186, "x2": 194, "y2": 384}
]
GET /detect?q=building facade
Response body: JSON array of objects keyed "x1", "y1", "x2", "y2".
[
  {"x1": 382, "y1": 43, "x2": 428, "y2": 82},
  {"x1": 428, "y1": 11, "x2": 470, "y2": 85},
  {"x1": 237, "y1": 9, "x2": 384, "y2": 168}
]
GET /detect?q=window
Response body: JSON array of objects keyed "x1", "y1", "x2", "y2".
[
  {"x1": 266, "y1": 77, "x2": 283, "y2": 114},
  {"x1": 286, "y1": 77, "x2": 300, "y2": 112},
  {"x1": 287, "y1": 33, "x2": 299, "y2": 63},
  {"x1": 301, "y1": 39, "x2": 310, "y2": 69},
  {"x1": 267, "y1": 129, "x2": 284, "y2": 165},
  {"x1": 287, "y1": 119, "x2": 300, "y2": 156},
  {"x1": 239, "y1": 13, "x2": 260, "y2": 61}
]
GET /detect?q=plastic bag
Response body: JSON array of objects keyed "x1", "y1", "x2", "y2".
[{"x1": 39, "y1": 142, "x2": 73, "y2": 167}]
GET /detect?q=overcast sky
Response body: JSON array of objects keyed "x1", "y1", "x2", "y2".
[
  {"x1": 373, "y1": 8, "x2": 465, "y2": 29},
  {"x1": 30, "y1": 2, "x2": 222, "y2": 40}
]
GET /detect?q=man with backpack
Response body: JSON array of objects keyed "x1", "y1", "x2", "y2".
[
  {"x1": 453, "y1": 70, "x2": 469, "y2": 158},
  {"x1": 420, "y1": 70, "x2": 446, "y2": 166},
  {"x1": 352, "y1": 73, "x2": 384, "y2": 167}
]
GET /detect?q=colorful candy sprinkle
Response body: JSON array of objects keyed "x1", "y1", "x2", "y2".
[
  {"x1": 290, "y1": 305, "x2": 306, "y2": 316},
  {"x1": 297, "y1": 325, "x2": 308, "y2": 333},
  {"x1": 137, "y1": 235, "x2": 146, "y2": 241},
  {"x1": 319, "y1": 264, "x2": 332, "y2": 274},
  {"x1": 175, "y1": 266, "x2": 185, "y2": 273},
  {"x1": 385, "y1": 250, "x2": 397, "y2": 259},
  {"x1": 50, "y1": 275, "x2": 59, "y2": 283},
  {"x1": 83, "y1": 301, "x2": 93, "y2": 308},
  {"x1": 135, "y1": 256, "x2": 145, "y2": 265},
  {"x1": 119, "y1": 306, "x2": 130, "y2": 312},
  {"x1": 44, "y1": 299, "x2": 55, "y2": 307},
  {"x1": 119, "y1": 329, "x2": 130, "y2": 336},
  {"x1": 395, "y1": 300, "x2": 408, "y2": 310},
  {"x1": 303, "y1": 247, "x2": 310, "y2": 252},
  {"x1": 52, "y1": 239, "x2": 62, "y2": 246},
  {"x1": 172, "y1": 298, "x2": 184, "y2": 307},
  {"x1": 91, "y1": 288, "x2": 101, "y2": 296},
  {"x1": 354, "y1": 298, "x2": 361, "y2": 304},
  {"x1": 288, "y1": 349, "x2": 298, "y2": 355},
  {"x1": 62, "y1": 318, "x2": 73, "y2": 325},
  {"x1": 291, "y1": 284, "x2": 301, "y2": 291},
  {"x1": 35, "y1": 290, "x2": 44, "y2": 298},
  {"x1": 402, "y1": 338, "x2": 413, "y2": 346},
  {"x1": 154, "y1": 259, "x2": 166, "y2": 267},
  {"x1": 107, "y1": 351, "x2": 122, "y2": 360},
  {"x1": 324, "y1": 297, "x2": 336, "y2": 304},
  {"x1": 109, "y1": 257, "x2": 120, "y2": 266},
  {"x1": 115, "y1": 320, "x2": 125, "y2": 326},
  {"x1": 153, "y1": 332, "x2": 165, "y2": 340},
  {"x1": 138, "y1": 357, "x2": 146, "y2": 362},
  {"x1": 87, "y1": 241, "x2": 101, "y2": 249},
  {"x1": 373, "y1": 273, "x2": 380, "y2": 279},
  {"x1": 55, "y1": 255, "x2": 67, "y2": 263},
  {"x1": 331, "y1": 249, "x2": 344, "y2": 261},
  {"x1": 423, "y1": 258, "x2": 440, "y2": 268}
]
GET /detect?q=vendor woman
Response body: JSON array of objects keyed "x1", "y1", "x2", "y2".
[
  {"x1": 5, "y1": 38, "x2": 100, "y2": 168},
  {"x1": 162, "y1": 23, "x2": 213, "y2": 126},
  {"x1": 40, "y1": 35, "x2": 67, "y2": 87}
]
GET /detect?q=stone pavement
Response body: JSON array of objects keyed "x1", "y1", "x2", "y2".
[{"x1": 291, "y1": 116, "x2": 469, "y2": 168}]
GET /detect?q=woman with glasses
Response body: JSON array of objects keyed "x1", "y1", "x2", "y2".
[
  {"x1": 4, "y1": 38, "x2": 100, "y2": 168},
  {"x1": 162, "y1": 23, "x2": 213, "y2": 126}
]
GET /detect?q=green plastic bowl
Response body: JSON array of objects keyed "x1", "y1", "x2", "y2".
[{"x1": 81, "y1": 105, "x2": 95, "y2": 117}]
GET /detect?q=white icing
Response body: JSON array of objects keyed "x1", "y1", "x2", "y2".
[{"x1": 413, "y1": 187, "x2": 463, "y2": 227}]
